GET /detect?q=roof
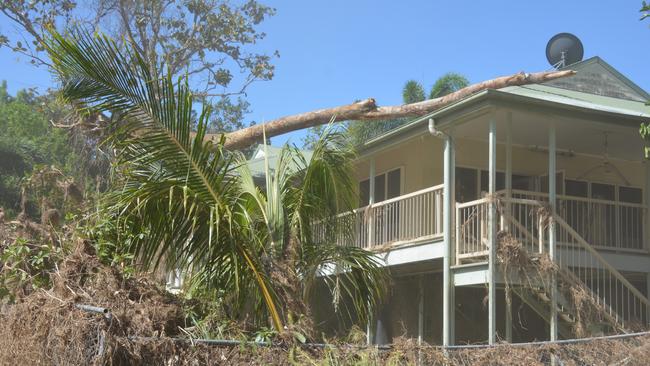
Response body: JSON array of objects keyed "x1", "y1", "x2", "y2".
[
  {"x1": 544, "y1": 56, "x2": 650, "y2": 102},
  {"x1": 358, "y1": 57, "x2": 650, "y2": 153},
  {"x1": 247, "y1": 144, "x2": 314, "y2": 177}
]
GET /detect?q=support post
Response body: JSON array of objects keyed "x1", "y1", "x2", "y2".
[
  {"x1": 548, "y1": 124, "x2": 558, "y2": 341},
  {"x1": 443, "y1": 134, "x2": 455, "y2": 346},
  {"x1": 368, "y1": 158, "x2": 376, "y2": 247},
  {"x1": 645, "y1": 165, "x2": 650, "y2": 324},
  {"x1": 504, "y1": 112, "x2": 513, "y2": 231},
  {"x1": 506, "y1": 288, "x2": 513, "y2": 343},
  {"x1": 367, "y1": 158, "x2": 376, "y2": 345},
  {"x1": 641, "y1": 161, "x2": 650, "y2": 252},
  {"x1": 488, "y1": 117, "x2": 497, "y2": 345},
  {"x1": 505, "y1": 113, "x2": 513, "y2": 342},
  {"x1": 418, "y1": 275, "x2": 424, "y2": 345}
]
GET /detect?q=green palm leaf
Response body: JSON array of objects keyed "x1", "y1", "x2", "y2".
[{"x1": 44, "y1": 28, "x2": 283, "y2": 331}]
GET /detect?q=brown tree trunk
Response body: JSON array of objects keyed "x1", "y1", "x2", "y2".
[{"x1": 212, "y1": 69, "x2": 574, "y2": 150}]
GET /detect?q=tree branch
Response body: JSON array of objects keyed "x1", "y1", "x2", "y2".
[{"x1": 214, "y1": 69, "x2": 575, "y2": 150}]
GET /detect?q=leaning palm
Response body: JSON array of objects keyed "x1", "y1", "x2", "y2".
[
  {"x1": 44, "y1": 28, "x2": 386, "y2": 334},
  {"x1": 44, "y1": 29, "x2": 283, "y2": 330},
  {"x1": 237, "y1": 126, "x2": 388, "y2": 330}
]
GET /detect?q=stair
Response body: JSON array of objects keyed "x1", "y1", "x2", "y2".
[
  {"x1": 500, "y1": 200, "x2": 650, "y2": 336},
  {"x1": 513, "y1": 286, "x2": 574, "y2": 338}
]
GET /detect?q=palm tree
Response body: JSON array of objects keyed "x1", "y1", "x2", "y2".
[
  {"x1": 402, "y1": 80, "x2": 426, "y2": 104},
  {"x1": 429, "y1": 72, "x2": 470, "y2": 99},
  {"x1": 237, "y1": 126, "x2": 387, "y2": 331},
  {"x1": 44, "y1": 29, "x2": 386, "y2": 334}
]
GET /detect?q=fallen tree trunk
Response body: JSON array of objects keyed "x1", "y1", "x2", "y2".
[{"x1": 213, "y1": 70, "x2": 574, "y2": 150}]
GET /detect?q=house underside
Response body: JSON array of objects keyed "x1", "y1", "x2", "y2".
[{"x1": 311, "y1": 57, "x2": 650, "y2": 346}]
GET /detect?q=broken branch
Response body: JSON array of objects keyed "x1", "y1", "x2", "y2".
[{"x1": 214, "y1": 69, "x2": 575, "y2": 150}]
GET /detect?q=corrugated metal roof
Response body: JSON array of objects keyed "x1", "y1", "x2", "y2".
[{"x1": 498, "y1": 84, "x2": 650, "y2": 118}]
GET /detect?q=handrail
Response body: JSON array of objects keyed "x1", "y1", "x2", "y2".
[
  {"x1": 552, "y1": 213, "x2": 650, "y2": 310},
  {"x1": 371, "y1": 184, "x2": 444, "y2": 208},
  {"x1": 510, "y1": 189, "x2": 646, "y2": 208},
  {"x1": 504, "y1": 194, "x2": 649, "y2": 307},
  {"x1": 456, "y1": 197, "x2": 492, "y2": 209}
]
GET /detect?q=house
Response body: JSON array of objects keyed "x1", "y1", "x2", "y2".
[{"x1": 311, "y1": 56, "x2": 650, "y2": 346}]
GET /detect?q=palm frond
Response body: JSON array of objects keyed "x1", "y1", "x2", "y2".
[{"x1": 45, "y1": 28, "x2": 283, "y2": 331}]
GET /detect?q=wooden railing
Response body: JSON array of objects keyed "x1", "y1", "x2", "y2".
[{"x1": 313, "y1": 185, "x2": 444, "y2": 249}]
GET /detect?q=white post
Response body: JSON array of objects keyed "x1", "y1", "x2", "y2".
[
  {"x1": 443, "y1": 134, "x2": 455, "y2": 346},
  {"x1": 418, "y1": 275, "x2": 424, "y2": 345},
  {"x1": 646, "y1": 272, "x2": 650, "y2": 326},
  {"x1": 548, "y1": 124, "x2": 558, "y2": 341},
  {"x1": 488, "y1": 117, "x2": 497, "y2": 345},
  {"x1": 369, "y1": 158, "x2": 376, "y2": 247},
  {"x1": 504, "y1": 114, "x2": 513, "y2": 343},
  {"x1": 641, "y1": 165, "x2": 650, "y2": 253},
  {"x1": 645, "y1": 164, "x2": 650, "y2": 324},
  {"x1": 504, "y1": 112, "x2": 513, "y2": 232},
  {"x1": 367, "y1": 158, "x2": 376, "y2": 345}
]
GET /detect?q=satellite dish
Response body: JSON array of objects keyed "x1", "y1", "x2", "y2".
[{"x1": 546, "y1": 33, "x2": 584, "y2": 69}]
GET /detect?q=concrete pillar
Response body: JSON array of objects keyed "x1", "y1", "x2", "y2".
[
  {"x1": 548, "y1": 124, "x2": 558, "y2": 341},
  {"x1": 443, "y1": 134, "x2": 455, "y2": 346},
  {"x1": 488, "y1": 117, "x2": 497, "y2": 345}
]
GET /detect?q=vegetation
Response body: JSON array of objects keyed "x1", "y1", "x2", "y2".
[
  {"x1": 0, "y1": 0, "x2": 277, "y2": 136},
  {"x1": 0, "y1": 82, "x2": 80, "y2": 218},
  {"x1": 42, "y1": 28, "x2": 387, "y2": 335}
]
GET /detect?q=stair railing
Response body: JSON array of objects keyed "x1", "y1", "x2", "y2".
[{"x1": 499, "y1": 196, "x2": 650, "y2": 330}]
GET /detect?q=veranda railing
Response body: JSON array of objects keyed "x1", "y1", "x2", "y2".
[{"x1": 313, "y1": 185, "x2": 444, "y2": 249}]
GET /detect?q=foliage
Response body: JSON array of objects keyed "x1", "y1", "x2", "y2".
[
  {"x1": 236, "y1": 125, "x2": 388, "y2": 329},
  {"x1": 301, "y1": 124, "x2": 326, "y2": 149},
  {"x1": 341, "y1": 74, "x2": 469, "y2": 147},
  {"x1": 402, "y1": 80, "x2": 426, "y2": 104},
  {"x1": 641, "y1": 1, "x2": 650, "y2": 20},
  {"x1": 0, "y1": 236, "x2": 63, "y2": 303},
  {"x1": 44, "y1": 27, "x2": 386, "y2": 334},
  {"x1": 79, "y1": 209, "x2": 137, "y2": 278},
  {"x1": 0, "y1": 82, "x2": 80, "y2": 217},
  {"x1": 45, "y1": 27, "x2": 387, "y2": 333},
  {"x1": 1, "y1": 0, "x2": 277, "y2": 134},
  {"x1": 428, "y1": 72, "x2": 469, "y2": 99}
]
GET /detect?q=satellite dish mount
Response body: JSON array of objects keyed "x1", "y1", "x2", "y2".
[{"x1": 546, "y1": 33, "x2": 584, "y2": 69}]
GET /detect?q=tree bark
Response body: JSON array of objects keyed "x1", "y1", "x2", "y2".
[{"x1": 212, "y1": 69, "x2": 575, "y2": 150}]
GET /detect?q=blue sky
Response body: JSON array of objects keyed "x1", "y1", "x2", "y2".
[{"x1": 1, "y1": 1, "x2": 649, "y2": 146}]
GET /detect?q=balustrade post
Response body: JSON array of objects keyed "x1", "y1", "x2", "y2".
[{"x1": 538, "y1": 215, "x2": 544, "y2": 254}]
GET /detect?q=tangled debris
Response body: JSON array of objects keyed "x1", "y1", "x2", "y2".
[{"x1": 1, "y1": 220, "x2": 650, "y2": 364}]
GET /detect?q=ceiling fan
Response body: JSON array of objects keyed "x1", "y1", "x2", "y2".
[{"x1": 576, "y1": 132, "x2": 631, "y2": 186}]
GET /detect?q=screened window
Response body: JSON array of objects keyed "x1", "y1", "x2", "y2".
[{"x1": 359, "y1": 168, "x2": 402, "y2": 206}]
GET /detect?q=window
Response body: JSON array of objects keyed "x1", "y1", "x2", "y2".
[
  {"x1": 480, "y1": 170, "x2": 505, "y2": 193},
  {"x1": 619, "y1": 186, "x2": 642, "y2": 204},
  {"x1": 539, "y1": 172, "x2": 565, "y2": 194},
  {"x1": 455, "y1": 167, "x2": 478, "y2": 202},
  {"x1": 359, "y1": 168, "x2": 402, "y2": 206},
  {"x1": 565, "y1": 179, "x2": 588, "y2": 198},
  {"x1": 512, "y1": 174, "x2": 536, "y2": 191}
]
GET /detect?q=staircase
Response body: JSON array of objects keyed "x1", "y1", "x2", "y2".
[{"x1": 456, "y1": 195, "x2": 650, "y2": 337}]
